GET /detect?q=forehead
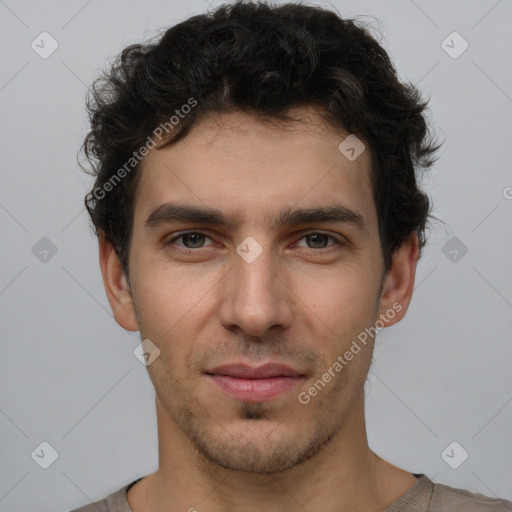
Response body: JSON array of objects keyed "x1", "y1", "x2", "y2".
[{"x1": 133, "y1": 109, "x2": 377, "y2": 232}]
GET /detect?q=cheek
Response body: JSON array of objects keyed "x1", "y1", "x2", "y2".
[
  {"x1": 297, "y1": 265, "x2": 381, "y2": 334},
  {"x1": 130, "y1": 262, "x2": 223, "y2": 377},
  {"x1": 132, "y1": 255, "x2": 218, "y2": 330}
]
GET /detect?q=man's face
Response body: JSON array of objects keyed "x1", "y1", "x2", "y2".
[{"x1": 123, "y1": 109, "x2": 393, "y2": 473}]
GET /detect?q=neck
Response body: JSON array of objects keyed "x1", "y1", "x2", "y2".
[{"x1": 128, "y1": 394, "x2": 416, "y2": 512}]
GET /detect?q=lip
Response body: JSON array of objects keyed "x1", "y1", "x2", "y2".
[
  {"x1": 207, "y1": 363, "x2": 303, "y2": 379},
  {"x1": 205, "y1": 363, "x2": 305, "y2": 402}
]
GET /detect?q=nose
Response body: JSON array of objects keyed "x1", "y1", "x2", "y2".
[{"x1": 218, "y1": 240, "x2": 294, "y2": 338}]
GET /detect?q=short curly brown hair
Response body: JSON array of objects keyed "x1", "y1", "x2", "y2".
[{"x1": 81, "y1": 0, "x2": 440, "y2": 279}]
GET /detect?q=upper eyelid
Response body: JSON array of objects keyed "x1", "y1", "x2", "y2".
[{"x1": 168, "y1": 232, "x2": 215, "y2": 246}]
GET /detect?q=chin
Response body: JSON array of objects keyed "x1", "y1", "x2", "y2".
[{"x1": 190, "y1": 416, "x2": 333, "y2": 474}]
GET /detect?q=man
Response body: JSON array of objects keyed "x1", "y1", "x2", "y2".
[{"x1": 72, "y1": 1, "x2": 512, "y2": 511}]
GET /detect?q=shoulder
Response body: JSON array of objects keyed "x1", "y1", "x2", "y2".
[
  {"x1": 430, "y1": 480, "x2": 512, "y2": 511},
  {"x1": 68, "y1": 480, "x2": 136, "y2": 512},
  {"x1": 69, "y1": 498, "x2": 110, "y2": 512}
]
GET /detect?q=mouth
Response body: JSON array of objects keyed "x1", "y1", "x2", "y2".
[{"x1": 205, "y1": 363, "x2": 305, "y2": 402}]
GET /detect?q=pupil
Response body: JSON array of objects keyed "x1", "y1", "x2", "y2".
[
  {"x1": 185, "y1": 233, "x2": 203, "y2": 248},
  {"x1": 308, "y1": 234, "x2": 327, "y2": 248}
]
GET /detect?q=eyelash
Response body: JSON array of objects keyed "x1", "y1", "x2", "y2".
[{"x1": 165, "y1": 231, "x2": 343, "y2": 255}]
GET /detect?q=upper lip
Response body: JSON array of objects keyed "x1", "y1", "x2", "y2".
[{"x1": 206, "y1": 363, "x2": 304, "y2": 379}]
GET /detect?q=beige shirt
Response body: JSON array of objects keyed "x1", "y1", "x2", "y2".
[{"x1": 70, "y1": 474, "x2": 512, "y2": 511}]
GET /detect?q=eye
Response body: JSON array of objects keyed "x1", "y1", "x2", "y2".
[
  {"x1": 164, "y1": 230, "x2": 343, "y2": 255},
  {"x1": 166, "y1": 232, "x2": 214, "y2": 250},
  {"x1": 294, "y1": 232, "x2": 342, "y2": 252}
]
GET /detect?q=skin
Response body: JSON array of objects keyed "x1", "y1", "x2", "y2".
[{"x1": 99, "y1": 107, "x2": 420, "y2": 512}]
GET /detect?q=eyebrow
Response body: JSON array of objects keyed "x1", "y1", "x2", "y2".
[{"x1": 144, "y1": 202, "x2": 368, "y2": 234}]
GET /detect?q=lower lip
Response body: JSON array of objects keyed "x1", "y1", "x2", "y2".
[{"x1": 207, "y1": 374, "x2": 303, "y2": 402}]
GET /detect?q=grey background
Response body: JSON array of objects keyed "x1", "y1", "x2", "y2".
[{"x1": 1, "y1": 0, "x2": 511, "y2": 510}]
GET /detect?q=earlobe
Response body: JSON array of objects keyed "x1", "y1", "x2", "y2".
[
  {"x1": 378, "y1": 232, "x2": 420, "y2": 327},
  {"x1": 98, "y1": 234, "x2": 139, "y2": 332}
]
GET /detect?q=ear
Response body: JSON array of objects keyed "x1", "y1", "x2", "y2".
[
  {"x1": 377, "y1": 231, "x2": 420, "y2": 327},
  {"x1": 98, "y1": 233, "x2": 139, "y2": 332}
]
